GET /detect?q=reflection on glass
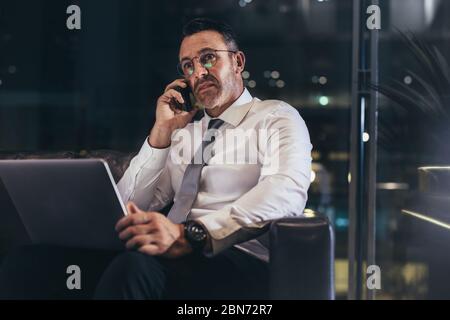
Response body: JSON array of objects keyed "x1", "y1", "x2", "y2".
[{"x1": 375, "y1": 0, "x2": 450, "y2": 299}]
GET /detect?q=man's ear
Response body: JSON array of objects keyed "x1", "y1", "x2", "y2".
[{"x1": 235, "y1": 51, "x2": 246, "y2": 73}]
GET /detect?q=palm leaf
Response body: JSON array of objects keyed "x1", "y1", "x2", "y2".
[
  {"x1": 372, "y1": 30, "x2": 450, "y2": 158},
  {"x1": 397, "y1": 30, "x2": 449, "y2": 94}
]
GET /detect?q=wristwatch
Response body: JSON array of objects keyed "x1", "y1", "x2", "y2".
[{"x1": 183, "y1": 220, "x2": 208, "y2": 252}]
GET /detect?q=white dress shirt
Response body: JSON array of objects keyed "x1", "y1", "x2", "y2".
[{"x1": 117, "y1": 88, "x2": 312, "y2": 261}]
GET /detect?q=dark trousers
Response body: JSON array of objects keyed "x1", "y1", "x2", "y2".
[{"x1": 0, "y1": 245, "x2": 268, "y2": 300}]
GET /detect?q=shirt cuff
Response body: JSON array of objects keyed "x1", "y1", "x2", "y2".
[
  {"x1": 195, "y1": 208, "x2": 269, "y2": 257},
  {"x1": 133, "y1": 137, "x2": 170, "y2": 170}
]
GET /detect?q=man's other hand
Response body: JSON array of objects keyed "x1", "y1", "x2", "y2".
[{"x1": 115, "y1": 202, "x2": 193, "y2": 258}]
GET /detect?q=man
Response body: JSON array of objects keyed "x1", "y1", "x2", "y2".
[{"x1": 0, "y1": 18, "x2": 312, "y2": 300}]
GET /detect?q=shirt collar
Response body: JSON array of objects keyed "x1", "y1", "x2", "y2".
[{"x1": 203, "y1": 88, "x2": 254, "y2": 127}]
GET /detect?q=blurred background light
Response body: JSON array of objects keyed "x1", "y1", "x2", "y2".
[
  {"x1": 319, "y1": 96, "x2": 329, "y2": 106},
  {"x1": 311, "y1": 170, "x2": 317, "y2": 183},
  {"x1": 363, "y1": 132, "x2": 370, "y2": 142},
  {"x1": 248, "y1": 80, "x2": 256, "y2": 88},
  {"x1": 276, "y1": 80, "x2": 285, "y2": 88},
  {"x1": 404, "y1": 75, "x2": 413, "y2": 85}
]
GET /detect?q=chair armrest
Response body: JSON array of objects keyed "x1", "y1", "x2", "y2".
[{"x1": 269, "y1": 213, "x2": 335, "y2": 300}]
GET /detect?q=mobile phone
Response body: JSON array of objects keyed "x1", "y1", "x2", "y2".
[{"x1": 172, "y1": 84, "x2": 196, "y2": 112}]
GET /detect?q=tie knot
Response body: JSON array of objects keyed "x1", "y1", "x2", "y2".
[{"x1": 207, "y1": 119, "x2": 224, "y2": 131}]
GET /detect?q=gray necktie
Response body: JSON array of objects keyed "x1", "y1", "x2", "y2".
[{"x1": 167, "y1": 118, "x2": 224, "y2": 223}]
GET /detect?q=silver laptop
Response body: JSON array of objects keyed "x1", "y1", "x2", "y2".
[{"x1": 0, "y1": 159, "x2": 127, "y2": 251}]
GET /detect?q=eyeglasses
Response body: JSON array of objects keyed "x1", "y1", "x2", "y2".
[{"x1": 177, "y1": 49, "x2": 237, "y2": 78}]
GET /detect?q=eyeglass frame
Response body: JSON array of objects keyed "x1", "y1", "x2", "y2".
[{"x1": 177, "y1": 48, "x2": 238, "y2": 78}]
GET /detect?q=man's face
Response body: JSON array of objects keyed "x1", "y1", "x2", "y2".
[{"x1": 179, "y1": 30, "x2": 243, "y2": 110}]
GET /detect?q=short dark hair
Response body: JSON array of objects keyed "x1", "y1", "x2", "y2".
[{"x1": 182, "y1": 18, "x2": 239, "y2": 51}]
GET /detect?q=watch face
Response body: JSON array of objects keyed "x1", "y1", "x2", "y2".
[{"x1": 187, "y1": 222, "x2": 207, "y2": 242}]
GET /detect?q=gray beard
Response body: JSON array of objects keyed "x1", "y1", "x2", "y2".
[{"x1": 197, "y1": 90, "x2": 222, "y2": 109}]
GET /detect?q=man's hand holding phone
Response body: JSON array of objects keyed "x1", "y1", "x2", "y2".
[{"x1": 148, "y1": 79, "x2": 198, "y2": 149}]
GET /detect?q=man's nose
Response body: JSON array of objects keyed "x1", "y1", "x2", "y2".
[{"x1": 193, "y1": 59, "x2": 208, "y2": 79}]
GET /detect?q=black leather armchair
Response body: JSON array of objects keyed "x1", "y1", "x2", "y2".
[
  {"x1": 0, "y1": 150, "x2": 335, "y2": 300},
  {"x1": 270, "y1": 215, "x2": 335, "y2": 299}
]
